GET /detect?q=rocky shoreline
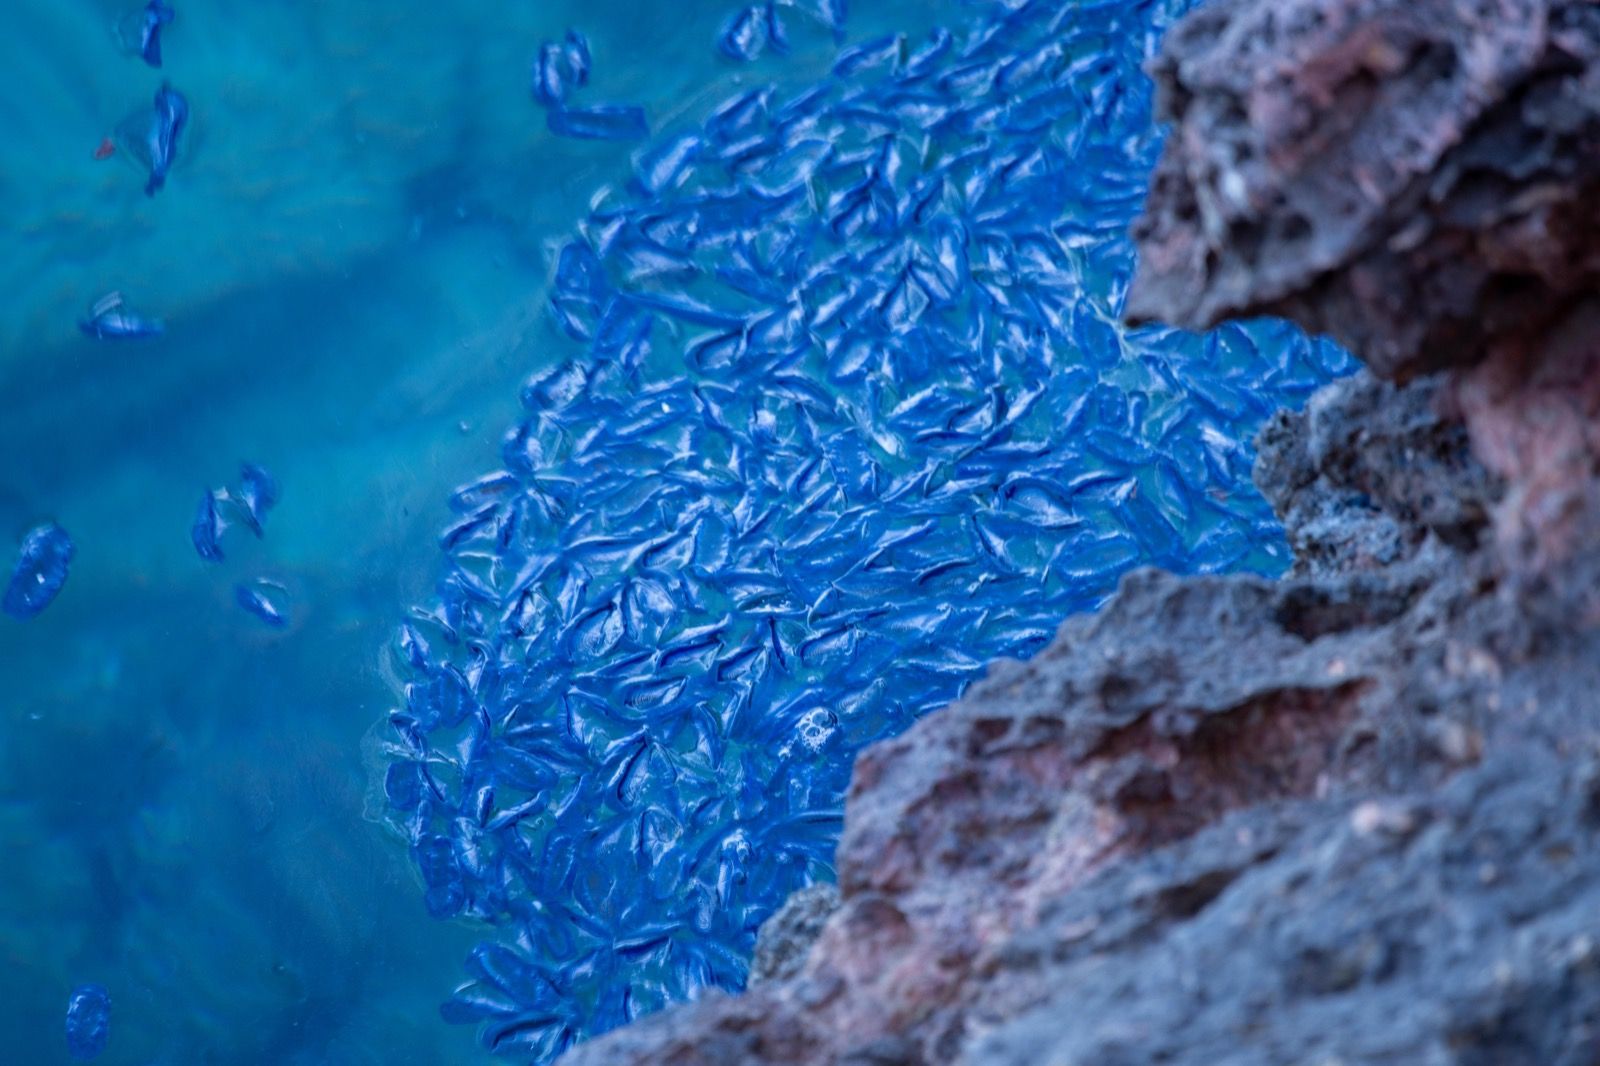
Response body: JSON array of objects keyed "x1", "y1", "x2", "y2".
[{"x1": 563, "y1": 0, "x2": 1600, "y2": 1061}]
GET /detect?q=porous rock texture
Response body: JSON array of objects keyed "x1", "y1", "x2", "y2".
[
  {"x1": 562, "y1": 0, "x2": 1600, "y2": 1062},
  {"x1": 1127, "y1": 0, "x2": 1600, "y2": 580},
  {"x1": 749, "y1": 884, "x2": 841, "y2": 985}
]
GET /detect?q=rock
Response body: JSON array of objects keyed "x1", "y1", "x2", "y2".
[
  {"x1": 751, "y1": 884, "x2": 841, "y2": 985},
  {"x1": 1127, "y1": 0, "x2": 1600, "y2": 386},
  {"x1": 1254, "y1": 372, "x2": 1500, "y2": 575},
  {"x1": 974, "y1": 741, "x2": 1600, "y2": 1065},
  {"x1": 1449, "y1": 314, "x2": 1600, "y2": 601},
  {"x1": 1128, "y1": 0, "x2": 1600, "y2": 581}
]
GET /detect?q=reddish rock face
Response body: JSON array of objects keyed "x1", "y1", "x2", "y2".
[
  {"x1": 1131, "y1": 0, "x2": 1600, "y2": 586},
  {"x1": 1127, "y1": 0, "x2": 1600, "y2": 385},
  {"x1": 1449, "y1": 315, "x2": 1600, "y2": 596}
]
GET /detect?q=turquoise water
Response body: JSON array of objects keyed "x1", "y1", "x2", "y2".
[
  {"x1": 0, "y1": 3, "x2": 963, "y2": 1062},
  {"x1": 0, "y1": 1, "x2": 1350, "y2": 1062}
]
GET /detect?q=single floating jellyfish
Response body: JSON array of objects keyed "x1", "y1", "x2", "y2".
[
  {"x1": 79, "y1": 292, "x2": 164, "y2": 340},
  {"x1": 547, "y1": 104, "x2": 649, "y2": 141},
  {"x1": 633, "y1": 131, "x2": 703, "y2": 195},
  {"x1": 233, "y1": 463, "x2": 279, "y2": 537},
  {"x1": 235, "y1": 579, "x2": 289, "y2": 628},
  {"x1": 190, "y1": 490, "x2": 227, "y2": 562},
  {"x1": 65, "y1": 983, "x2": 110, "y2": 1061},
  {"x1": 115, "y1": 81, "x2": 188, "y2": 196},
  {"x1": 137, "y1": 0, "x2": 174, "y2": 67},
  {"x1": 532, "y1": 30, "x2": 592, "y2": 107},
  {"x1": 4, "y1": 522, "x2": 75, "y2": 621},
  {"x1": 114, "y1": 0, "x2": 175, "y2": 67}
]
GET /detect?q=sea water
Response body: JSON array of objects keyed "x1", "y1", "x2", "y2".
[{"x1": 0, "y1": 1, "x2": 1350, "y2": 1063}]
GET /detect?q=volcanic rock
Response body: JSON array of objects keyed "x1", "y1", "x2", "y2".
[{"x1": 1128, "y1": 0, "x2": 1600, "y2": 579}]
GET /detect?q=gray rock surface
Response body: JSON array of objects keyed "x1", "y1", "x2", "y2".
[
  {"x1": 1127, "y1": 0, "x2": 1600, "y2": 385},
  {"x1": 1254, "y1": 373, "x2": 1500, "y2": 575},
  {"x1": 750, "y1": 884, "x2": 840, "y2": 985}
]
